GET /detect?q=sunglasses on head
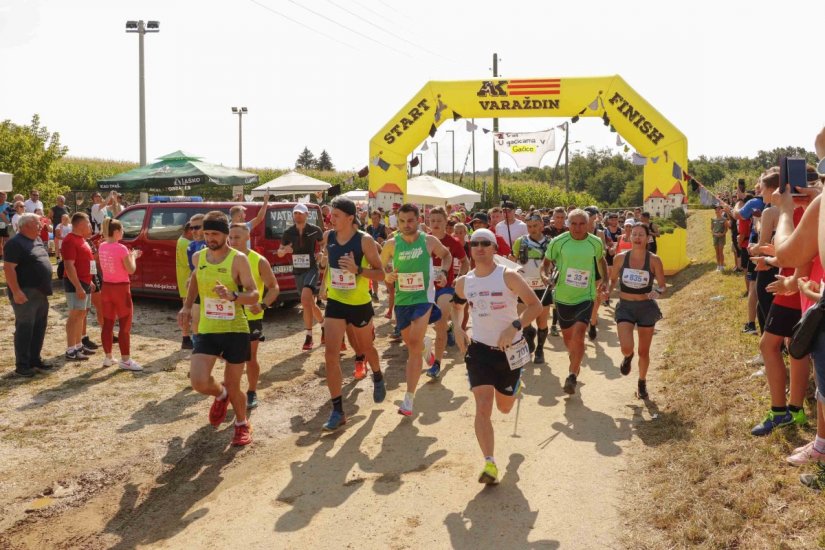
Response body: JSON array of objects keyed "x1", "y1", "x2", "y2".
[
  {"x1": 469, "y1": 240, "x2": 493, "y2": 248},
  {"x1": 190, "y1": 225, "x2": 202, "y2": 230}
]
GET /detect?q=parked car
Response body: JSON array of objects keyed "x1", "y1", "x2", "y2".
[{"x1": 115, "y1": 201, "x2": 322, "y2": 304}]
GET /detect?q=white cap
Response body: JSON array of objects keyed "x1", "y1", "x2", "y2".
[
  {"x1": 515, "y1": 208, "x2": 523, "y2": 215},
  {"x1": 624, "y1": 218, "x2": 634, "y2": 226},
  {"x1": 470, "y1": 228, "x2": 496, "y2": 243},
  {"x1": 292, "y1": 203, "x2": 308, "y2": 215}
]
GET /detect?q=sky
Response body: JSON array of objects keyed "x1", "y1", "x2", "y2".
[{"x1": 1, "y1": 0, "x2": 823, "y2": 176}]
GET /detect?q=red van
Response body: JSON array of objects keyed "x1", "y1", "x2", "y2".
[{"x1": 114, "y1": 201, "x2": 323, "y2": 304}]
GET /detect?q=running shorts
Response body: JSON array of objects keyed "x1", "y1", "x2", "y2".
[
  {"x1": 193, "y1": 332, "x2": 251, "y2": 364},
  {"x1": 395, "y1": 303, "x2": 441, "y2": 332},
  {"x1": 465, "y1": 340, "x2": 522, "y2": 396},
  {"x1": 294, "y1": 268, "x2": 320, "y2": 295},
  {"x1": 248, "y1": 319, "x2": 265, "y2": 342},
  {"x1": 325, "y1": 298, "x2": 374, "y2": 328},
  {"x1": 764, "y1": 303, "x2": 801, "y2": 338},
  {"x1": 435, "y1": 286, "x2": 456, "y2": 300},
  {"x1": 615, "y1": 299, "x2": 662, "y2": 328},
  {"x1": 555, "y1": 301, "x2": 594, "y2": 330}
]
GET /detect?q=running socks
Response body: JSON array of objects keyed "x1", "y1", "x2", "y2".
[
  {"x1": 372, "y1": 370, "x2": 384, "y2": 383},
  {"x1": 536, "y1": 328, "x2": 548, "y2": 350},
  {"x1": 789, "y1": 405, "x2": 802, "y2": 413},
  {"x1": 218, "y1": 386, "x2": 228, "y2": 401},
  {"x1": 816, "y1": 436, "x2": 825, "y2": 454},
  {"x1": 332, "y1": 396, "x2": 344, "y2": 413},
  {"x1": 484, "y1": 456, "x2": 495, "y2": 464},
  {"x1": 306, "y1": 329, "x2": 312, "y2": 336},
  {"x1": 772, "y1": 406, "x2": 788, "y2": 414}
]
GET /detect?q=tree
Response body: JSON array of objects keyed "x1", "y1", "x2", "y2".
[
  {"x1": 295, "y1": 147, "x2": 316, "y2": 170},
  {"x1": 0, "y1": 114, "x2": 69, "y2": 205},
  {"x1": 316, "y1": 150, "x2": 334, "y2": 171}
]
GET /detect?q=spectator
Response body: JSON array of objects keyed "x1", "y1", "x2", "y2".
[
  {"x1": 50, "y1": 195, "x2": 69, "y2": 228},
  {"x1": 469, "y1": 212, "x2": 511, "y2": 256},
  {"x1": 23, "y1": 189, "x2": 43, "y2": 213},
  {"x1": 640, "y1": 212, "x2": 660, "y2": 253},
  {"x1": 3, "y1": 213, "x2": 54, "y2": 377},
  {"x1": 34, "y1": 209, "x2": 52, "y2": 253},
  {"x1": 108, "y1": 192, "x2": 124, "y2": 217},
  {"x1": 62, "y1": 212, "x2": 96, "y2": 361},
  {"x1": 90, "y1": 192, "x2": 108, "y2": 234},
  {"x1": 11, "y1": 201, "x2": 25, "y2": 233},
  {"x1": 495, "y1": 204, "x2": 528, "y2": 248},
  {"x1": 0, "y1": 191, "x2": 11, "y2": 257},
  {"x1": 55, "y1": 214, "x2": 71, "y2": 261},
  {"x1": 366, "y1": 210, "x2": 388, "y2": 243}
]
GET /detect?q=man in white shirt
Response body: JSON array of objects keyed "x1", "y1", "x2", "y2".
[
  {"x1": 90, "y1": 192, "x2": 108, "y2": 234},
  {"x1": 23, "y1": 190, "x2": 44, "y2": 213},
  {"x1": 494, "y1": 204, "x2": 528, "y2": 248}
]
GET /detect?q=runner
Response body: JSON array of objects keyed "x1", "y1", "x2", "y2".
[
  {"x1": 607, "y1": 223, "x2": 665, "y2": 399},
  {"x1": 318, "y1": 196, "x2": 386, "y2": 431},
  {"x1": 177, "y1": 211, "x2": 259, "y2": 446},
  {"x1": 176, "y1": 221, "x2": 194, "y2": 349},
  {"x1": 542, "y1": 209, "x2": 608, "y2": 395},
  {"x1": 424, "y1": 206, "x2": 469, "y2": 379},
  {"x1": 711, "y1": 206, "x2": 728, "y2": 271},
  {"x1": 382, "y1": 203, "x2": 452, "y2": 416},
  {"x1": 277, "y1": 203, "x2": 324, "y2": 351},
  {"x1": 453, "y1": 228, "x2": 542, "y2": 484},
  {"x1": 229, "y1": 223, "x2": 279, "y2": 410},
  {"x1": 512, "y1": 214, "x2": 552, "y2": 364}
]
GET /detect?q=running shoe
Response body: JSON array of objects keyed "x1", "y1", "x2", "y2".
[
  {"x1": 209, "y1": 387, "x2": 230, "y2": 427},
  {"x1": 790, "y1": 408, "x2": 808, "y2": 426},
  {"x1": 119, "y1": 359, "x2": 143, "y2": 372},
  {"x1": 32, "y1": 360, "x2": 55, "y2": 371},
  {"x1": 423, "y1": 336, "x2": 435, "y2": 367},
  {"x1": 231, "y1": 422, "x2": 253, "y2": 446},
  {"x1": 478, "y1": 460, "x2": 499, "y2": 485},
  {"x1": 637, "y1": 379, "x2": 649, "y2": 400},
  {"x1": 65, "y1": 349, "x2": 89, "y2": 361},
  {"x1": 102, "y1": 357, "x2": 116, "y2": 367},
  {"x1": 81, "y1": 346, "x2": 96, "y2": 355},
  {"x1": 353, "y1": 359, "x2": 367, "y2": 380},
  {"x1": 787, "y1": 441, "x2": 825, "y2": 466},
  {"x1": 563, "y1": 374, "x2": 577, "y2": 395},
  {"x1": 425, "y1": 361, "x2": 441, "y2": 379},
  {"x1": 751, "y1": 409, "x2": 794, "y2": 436},
  {"x1": 81, "y1": 336, "x2": 99, "y2": 350},
  {"x1": 398, "y1": 393, "x2": 414, "y2": 417},
  {"x1": 746, "y1": 354, "x2": 764, "y2": 366},
  {"x1": 302, "y1": 335, "x2": 313, "y2": 351},
  {"x1": 247, "y1": 390, "x2": 258, "y2": 410},
  {"x1": 550, "y1": 326, "x2": 559, "y2": 337},
  {"x1": 14, "y1": 367, "x2": 35, "y2": 378},
  {"x1": 794, "y1": 440, "x2": 814, "y2": 454},
  {"x1": 181, "y1": 336, "x2": 194, "y2": 350},
  {"x1": 390, "y1": 328, "x2": 402, "y2": 342},
  {"x1": 373, "y1": 378, "x2": 386, "y2": 403},
  {"x1": 741, "y1": 323, "x2": 758, "y2": 335},
  {"x1": 322, "y1": 410, "x2": 347, "y2": 431},
  {"x1": 620, "y1": 353, "x2": 634, "y2": 376},
  {"x1": 533, "y1": 349, "x2": 545, "y2": 365},
  {"x1": 588, "y1": 324, "x2": 597, "y2": 341}
]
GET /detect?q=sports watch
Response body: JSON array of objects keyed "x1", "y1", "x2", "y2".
[{"x1": 511, "y1": 319, "x2": 522, "y2": 330}]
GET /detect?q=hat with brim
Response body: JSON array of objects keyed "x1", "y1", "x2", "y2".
[{"x1": 470, "y1": 228, "x2": 496, "y2": 243}]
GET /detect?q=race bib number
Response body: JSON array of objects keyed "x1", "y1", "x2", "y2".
[
  {"x1": 526, "y1": 276, "x2": 545, "y2": 289},
  {"x1": 204, "y1": 297, "x2": 235, "y2": 320},
  {"x1": 292, "y1": 254, "x2": 310, "y2": 269},
  {"x1": 506, "y1": 338, "x2": 530, "y2": 370},
  {"x1": 398, "y1": 272, "x2": 425, "y2": 292},
  {"x1": 452, "y1": 257, "x2": 461, "y2": 274},
  {"x1": 564, "y1": 268, "x2": 590, "y2": 289},
  {"x1": 89, "y1": 260, "x2": 98, "y2": 275},
  {"x1": 330, "y1": 268, "x2": 356, "y2": 290},
  {"x1": 622, "y1": 268, "x2": 650, "y2": 290}
]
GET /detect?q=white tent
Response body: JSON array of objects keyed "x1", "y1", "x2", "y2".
[
  {"x1": 251, "y1": 171, "x2": 331, "y2": 197},
  {"x1": 406, "y1": 175, "x2": 481, "y2": 206},
  {"x1": 341, "y1": 189, "x2": 369, "y2": 201},
  {"x1": 0, "y1": 171, "x2": 12, "y2": 193}
]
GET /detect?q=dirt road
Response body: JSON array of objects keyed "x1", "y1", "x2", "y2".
[{"x1": 0, "y1": 291, "x2": 662, "y2": 549}]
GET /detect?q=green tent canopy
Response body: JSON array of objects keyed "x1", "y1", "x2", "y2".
[{"x1": 96, "y1": 151, "x2": 259, "y2": 192}]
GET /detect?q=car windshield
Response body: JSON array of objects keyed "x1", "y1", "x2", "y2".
[{"x1": 266, "y1": 207, "x2": 320, "y2": 239}]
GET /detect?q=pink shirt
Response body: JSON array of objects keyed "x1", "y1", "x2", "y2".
[{"x1": 99, "y1": 241, "x2": 131, "y2": 283}]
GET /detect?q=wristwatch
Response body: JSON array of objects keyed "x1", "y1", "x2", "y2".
[
  {"x1": 230, "y1": 291, "x2": 239, "y2": 302},
  {"x1": 511, "y1": 319, "x2": 522, "y2": 330},
  {"x1": 357, "y1": 266, "x2": 364, "y2": 275}
]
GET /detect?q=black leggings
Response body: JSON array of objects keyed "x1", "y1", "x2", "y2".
[{"x1": 755, "y1": 267, "x2": 778, "y2": 334}]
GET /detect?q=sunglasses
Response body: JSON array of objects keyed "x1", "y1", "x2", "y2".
[
  {"x1": 190, "y1": 225, "x2": 202, "y2": 230},
  {"x1": 469, "y1": 240, "x2": 494, "y2": 248}
]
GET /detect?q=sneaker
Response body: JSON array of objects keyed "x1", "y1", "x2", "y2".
[
  {"x1": 751, "y1": 410, "x2": 794, "y2": 436},
  {"x1": 425, "y1": 361, "x2": 441, "y2": 379},
  {"x1": 550, "y1": 326, "x2": 559, "y2": 337},
  {"x1": 373, "y1": 378, "x2": 386, "y2": 403},
  {"x1": 422, "y1": 336, "x2": 434, "y2": 367},
  {"x1": 181, "y1": 336, "x2": 194, "y2": 350},
  {"x1": 32, "y1": 360, "x2": 55, "y2": 371},
  {"x1": 398, "y1": 394, "x2": 414, "y2": 417},
  {"x1": 620, "y1": 353, "x2": 634, "y2": 376},
  {"x1": 390, "y1": 328, "x2": 402, "y2": 342},
  {"x1": 208, "y1": 387, "x2": 230, "y2": 427},
  {"x1": 790, "y1": 408, "x2": 808, "y2": 426},
  {"x1": 102, "y1": 357, "x2": 116, "y2": 367},
  {"x1": 353, "y1": 359, "x2": 367, "y2": 380},
  {"x1": 637, "y1": 379, "x2": 649, "y2": 400},
  {"x1": 588, "y1": 324, "x2": 597, "y2": 341},
  {"x1": 119, "y1": 359, "x2": 143, "y2": 372},
  {"x1": 81, "y1": 336, "x2": 99, "y2": 350},
  {"x1": 742, "y1": 323, "x2": 758, "y2": 335},
  {"x1": 14, "y1": 367, "x2": 36, "y2": 378},
  {"x1": 746, "y1": 354, "x2": 764, "y2": 366},
  {"x1": 302, "y1": 335, "x2": 314, "y2": 352},
  {"x1": 563, "y1": 374, "x2": 577, "y2": 395},
  {"x1": 533, "y1": 350, "x2": 545, "y2": 365},
  {"x1": 794, "y1": 440, "x2": 815, "y2": 455},
  {"x1": 247, "y1": 391, "x2": 258, "y2": 410},
  {"x1": 478, "y1": 460, "x2": 499, "y2": 485},
  {"x1": 81, "y1": 346, "x2": 96, "y2": 355},
  {"x1": 231, "y1": 422, "x2": 253, "y2": 446},
  {"x1": 322, "y1": 409, "x2": 347, "y2": 431},
  {"x1": 787, "y1": 442, "x2": 825, "y2": 466},
  {"x1": 65, "y1": 349, "x2": 89, "y2": 361}
]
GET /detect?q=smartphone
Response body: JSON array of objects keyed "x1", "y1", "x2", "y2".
[
  {"x1": 737, "y1": 178, "x2": 746, "y2": 193},
  {"x1": 786, "y1": 157, "x2": 807, "y2": 194}
]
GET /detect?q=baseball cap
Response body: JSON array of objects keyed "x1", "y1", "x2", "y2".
[
  {"x1": 292, "y1": 203, "x2": 309, "y2": 215},
  {"x1": 470, "y1": 228, "x2": 496, "y2": 243},
  {"x1": 515, "y1": 208, "x2": 523, "y2": 215},
  {"x1": 624, "y1": 219, "x2": 634, "y2": 226},
  {"x1": 584, "y1": 206, "x2": 599, "y2": 216},
  {"x1": 470, "y1": 212, "x2": 489, "y2": 225}
]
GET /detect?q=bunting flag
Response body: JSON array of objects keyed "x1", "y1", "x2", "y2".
[
  {"x1": 357, "y1": 166, "x2": 369, "y2": 178},
  {"x1": 482, "y1": 128, "x2": 490, "y2": 134},
  {"x1": 466, "y1": 120, "x2": 478, "y2": 132},
  {"x1": 631, "y1": 153, "x2": 648, "y2": 166},
  {"x1": 672, "y1": 162, "x2": 683, "y2": 180},
  {"x1": 434, "y1": 98, "x2": 448, "y2": 123},
  {"x1": 393, "y1": 163, "x2": 405, "y2": 171},
  {"x1": 453, "y1": 111, "x2": 462, "y2": 121},
  {"x1": 344, "y1": 176, "x2": 354, "y2": 185},
  {"x1": 588, "y1": 97, "x2": 599, "y2": 110},
  {"x1": 370, "y1": 155, "x2": 380, "y2": 166},
  {"x1": 421, "y1": 141, "x2": 429, "y2": 151},
  {"x1": 377, "y1": 158, "x2": 391, "y2": 171},
  {"x1": 650, "y1": 156, "x2": 659, "y2": 164},
  {"x1": 327, "y1": 184, "x2": 341, "y2": 197},
  {"x1": 409, "y1": 157, "x2": 420, "y2": 168},
  {"x1": 429, "y1": 123, "x2": 437, "y2": 138},
  {"x1": 623, "y1": 145, "x2": 630, "y2": 153},
  {"x1": 578, "y1": 107, "x2": 587, "y2": 115},
  {"x1": 683, "y1": 169, "x2": 691, "y2": 181},
  {"x1": 616, "y1": 135, "x2": 624, "y2": 146}
]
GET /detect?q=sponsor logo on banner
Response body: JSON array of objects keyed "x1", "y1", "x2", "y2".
[
  {"x1": 476, "y1": 79, "x2": 562, "y2": 112},
  {"x1": 174, "y1": 177, "x2": 203, "y2": 187},
  {"x1": 607, "y1": 91, "x2": 666, "y2": 146},
  {"x1": 382, "y1": 98, "x2": 432, "y2": 145}
]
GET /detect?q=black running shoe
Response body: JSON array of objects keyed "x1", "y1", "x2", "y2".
[
  {"x1": 588, "y1": 324, "x2": 597, "y2": 341},
  {"x1": 247, "y1": 391, "x2": 259, "y2": 410},
  {"x1": 620, "y1": 353, "x2": 634, "y2": 376},
  {"x1": 637, "y1": 379, "x2": 649, "y2": 400},
  {"x1": 533, "y1": 350, "x2": 545, "y2": 365},
  {"x1": 563, "y1": 374, "x2": 577, "y2": 395},
  {"x1": 81, "y1": 336, "x2": 99, "y2": 350}
]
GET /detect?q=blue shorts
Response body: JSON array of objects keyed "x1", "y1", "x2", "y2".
[
  {"x1": 395, "y1": 303, "x2": 442, "y2": 332},
  {"x1": 435, "y1": 286, "x2": 455, "y2": 301}
]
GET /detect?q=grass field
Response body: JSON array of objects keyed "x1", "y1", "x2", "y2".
[{"x1": 625, "y1": 210, "x2": 825, "y2": 549}]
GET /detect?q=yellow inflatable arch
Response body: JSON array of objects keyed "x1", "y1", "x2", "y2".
[{"x1": 368, "y1": 75, "x2": 689, "y2": 274}]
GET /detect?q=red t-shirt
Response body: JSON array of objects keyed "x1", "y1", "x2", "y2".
[
  {"x1": 495, "y1": 234, "x2": 511, "y2": 256},
  {"x1": 61, "y1": 232, "x2": 93, "y2": 285},
  {"x1": 802, "y1": 255, "x2": 824, "y2": 313},
  {"x1": 39, "y1": 216, "x2": 50, "y2": 243},
  {"x1": 773, "y1": 207, "x2": 804, "y2": 310},
  {"x1": 433, "y1": 233, "x2": 466, "y2": 288}
]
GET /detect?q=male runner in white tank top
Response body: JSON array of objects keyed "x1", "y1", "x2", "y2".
[{"x1": 453, "y1": 229, "x2": 542, "y2": 484}]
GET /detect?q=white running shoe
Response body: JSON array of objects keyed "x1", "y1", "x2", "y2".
[
  {"x1": 102, "y1": 357, "x2": 116, "y2": 367},
  {"x1": 746, "y1": 354, "x2": 764, "y2": 367},
  {"x1": 119, "y1": 359, "x2": 143, "y2": 372},
  {"x1": 398, "y1": 392, "x2": 414, "y2": 416},
  {"x1": 422, "y1": 336, "x2": 435, "y2": 367}
]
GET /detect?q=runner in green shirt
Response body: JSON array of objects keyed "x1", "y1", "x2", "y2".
[{"x1": 542, "y1": 208, "x2": 608, "y2": 395}]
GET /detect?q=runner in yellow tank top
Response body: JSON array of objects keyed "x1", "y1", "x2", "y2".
[
  {"x1": 178, "y1": 212, "x2": 260, "y2": 447},
  {"x1": 229, "y1": 223, "x2": 279, "y2": 412}
]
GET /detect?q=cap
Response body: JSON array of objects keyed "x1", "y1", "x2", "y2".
[
  {"x1": 624, "y1": 219, "x2": 634, "y2": 226},
  {"x1": 584, "y1": 206, "x2": 599, "y2": 216},
  {"x1": 292, "y1": 203, "x2": 308, "y2": 215},
  {"x1": 470, "y1": 228, "x2": 496, "y2": 243},
  {"x1": 515, "y1": 208, "x2": 523, "y2": 215},
  {"x1": 470, "y1": 212, "x2": 489, "y2": 225}
]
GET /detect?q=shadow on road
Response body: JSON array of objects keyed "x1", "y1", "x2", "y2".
[{"x1": 548, "y1": 397, "x2": 633, "y2": 457}]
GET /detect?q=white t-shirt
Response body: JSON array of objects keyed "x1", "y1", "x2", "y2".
[
  {"x1": 11, "y1": 213, "x2": 21, "y2": 232},
  {"x1": 388, "y1": 214, "x2": 398, "y2": 229},
  {"x1": 91, "y1": 203, "x2": 108, "y2": 231},
  {"x1": 24, "y1": 199, "x2": 43, "y2": 213},
  {"x1": 495, "y1": 220, "x2": 528, "y2": 247}
]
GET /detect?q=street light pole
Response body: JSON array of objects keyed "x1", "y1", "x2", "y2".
[
  {"x1": 231, "y1": 107, "x2": 248, "y2": 169},
  {"x1": 126, "y1": 20, "x2": 159, "y2": 167},
  {"x1": 446, "y1": 130, "x2": 455, "y2": 183}
]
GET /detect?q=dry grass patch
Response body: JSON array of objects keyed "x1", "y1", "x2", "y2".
[{"x1": 624, "y1": 209, "x2": 825, "y2": 549}]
